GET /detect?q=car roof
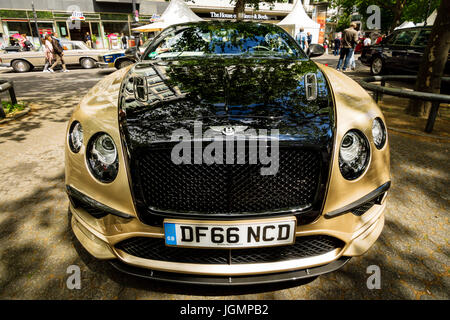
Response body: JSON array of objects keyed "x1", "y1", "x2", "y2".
[{"x1": 393, "y1": 26, "x2": 432, "y2": 32}]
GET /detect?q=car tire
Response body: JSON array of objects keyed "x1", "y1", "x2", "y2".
[
  {"x1": 80, "y1": 58, "x2": 96, "y2": 69},
  {"x1": 12, "y1": 60, "x2": 31, "y2": 73},
  {"x1": 117, "y1": 59, "x2": 134, "y2": 69},
  {"x1": 370, "y1": 57, "x2": 384, "y2": 75}
]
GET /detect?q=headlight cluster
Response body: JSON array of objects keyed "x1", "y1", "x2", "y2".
[
  {"x1": 86, "y1": 132, "x2": 119, "y2": 183},
  {"x1": 339, "y1": 130, "x2": 370, "y2": 180},
  {"x1": 68, "y1": 121, "x2": 83, "y2": 153},
  {"x1": 372, "y1": 117, "x2": 386, "y2": 149}
]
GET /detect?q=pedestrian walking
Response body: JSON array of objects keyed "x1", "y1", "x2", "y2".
[
  {"x1": 349, "y1": 47, "x2": 356, "y2": 71},
  {"x1": 295, "y1": 27, "x2": 308, "y2": 51},
  {"x1": 49, "y1": 32, "x2": 69, "y2": 73},
  {"x1": 323, "y1": 38, "x2": 329, "y2": 55},
  {"x1": 121, "y1": 33, "x2": 128, "y2": 49},
  {"x1": 84, "y1": 32, "x2": 92, "y2": 48},
  {"x1": 336, "y1": 22, "x2": 358, "y2": 72},
  {"x1": 43, "y1": 34, "x2": 54, "y2": 73},
  {"x1": 333, "y1": 36, "x2": 341, "y2": 56},
  {"x1": 307, "y1": 32, "x2": 312, "y2": 46}
]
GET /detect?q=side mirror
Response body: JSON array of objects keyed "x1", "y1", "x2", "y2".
[{"x1": 307, "y1": 44, "x2": 325, "y2": 58}]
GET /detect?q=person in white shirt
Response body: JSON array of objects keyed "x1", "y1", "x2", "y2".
[
  {"x1": 43, "y1": 34, "x2": 54, "y2": 73},
  {"x1": 364, "y1": 37, "x2": 372, "y2": 47}
]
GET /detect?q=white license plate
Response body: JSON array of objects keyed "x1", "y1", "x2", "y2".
[{"x1": 163, "y1": 217, "x2": 296, "y2": 248}]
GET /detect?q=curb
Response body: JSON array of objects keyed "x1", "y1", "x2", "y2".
[{"x1": 0, "y1": 106, "x2": 31, "y2": 124}]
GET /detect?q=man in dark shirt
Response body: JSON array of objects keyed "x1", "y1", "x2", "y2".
[
  {"x1": 336, "y1": 22, "x2": 358, "y2": 71},
  {"x1": 333, "y1": 36, "x2": 341, "y2": 56}
]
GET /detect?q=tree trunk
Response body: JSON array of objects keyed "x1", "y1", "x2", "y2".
[
  {"x1": 406, "y1": 0, "x2": 450, "y2": 117},
  {"x1": 389, "y1": 0, "x2": 407, "y2": 34},
  {"x1": 234, "y1": 0, "x2": 246, "y2": 21}
]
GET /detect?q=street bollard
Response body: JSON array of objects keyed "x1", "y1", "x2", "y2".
[
  {"x1": 0, "y1": 96, "x2": 5, "y2": 119},
  {"x1": 0, "y1": 80, "x2": 18, "y2": 119},
  {"x1": 425, "y1": 101, "x2": 440, "y2": 133}
]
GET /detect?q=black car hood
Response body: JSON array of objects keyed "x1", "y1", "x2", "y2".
[{"x1": 118, "y1": 57, "x2": 335, "y2": 150}]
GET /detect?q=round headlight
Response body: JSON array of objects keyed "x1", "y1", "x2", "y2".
[
  {"x1": 372, "y1": 118, "x2": 386, "y2": 149},
  {"x1": 86, "y1": 133, "x2": 119, "y2": 183},
  {"x1": 339, "y1": 130, "x2": 370, "y2": 180},
  {"x1": 68, "y1": 121, "x2": 83, "y2": 153}
]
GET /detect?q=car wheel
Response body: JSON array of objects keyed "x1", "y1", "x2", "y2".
[
  {"x1": 12, "y1": 60, "x2": 31, "y2": 73},
  {"x1": 117, "y1": 60, "x2": 134, "y2": 69},
  {"x1": 371, "y1": 57, "x2": 384, "y2": 75},
  {"x1": 80, "y1": 58, "x2": 96, "y2": 69}
]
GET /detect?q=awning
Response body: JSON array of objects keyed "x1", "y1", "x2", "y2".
[{"x1": 132, "y1": 0, "x2": 203, "y2": 32}]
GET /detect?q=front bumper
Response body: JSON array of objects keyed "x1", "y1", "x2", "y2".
[
  {"x1": 96, "y1": 61, "x2": 114, "y2": 68},
  {"x1": 69, "y1": 186, "x2": 387, "y2": 284}
]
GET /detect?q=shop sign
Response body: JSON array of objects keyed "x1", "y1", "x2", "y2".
[
  {"x1": 150, "y1": 14, "x2": 161, "y2": 23},
  {"x1": 209, "y1": 11, "x2": 269, "y2": 20},
  {"x1": 70, "y1": 11, "x2": 85, "y2": 21}
]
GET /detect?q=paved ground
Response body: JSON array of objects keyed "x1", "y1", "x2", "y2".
[{"x1": 0, "y1": 62, "x2": 448, "y2": 299}]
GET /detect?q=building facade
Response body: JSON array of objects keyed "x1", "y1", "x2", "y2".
[
  {"x1": 0, "y1": 0, "x2": 170, "y2": 49},
  {"x1": 0, "y1": 0, "x2": 327, "y2": 48}
]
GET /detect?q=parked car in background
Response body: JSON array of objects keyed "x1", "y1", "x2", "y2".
[
  {"x1": 97, "y1": 37, "x2": 154, "y2": 69},
  {"x1": 360, "y1": 26, "x2": 450, "y2": 76},
  {"x1": 96, "y1": 52, "x2": 126, "y2": 69},
  {"x1": 0, "y1": 40, "x2": 122, "y2": 72}
]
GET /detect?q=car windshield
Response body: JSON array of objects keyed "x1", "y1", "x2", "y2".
[{"x1": 144, "y1": 23, "x2": 306, "y2": 60}]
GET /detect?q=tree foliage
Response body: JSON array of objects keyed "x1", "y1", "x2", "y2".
[{"x1": 330, "y1": 0, "x2": 441, "y2": 33}]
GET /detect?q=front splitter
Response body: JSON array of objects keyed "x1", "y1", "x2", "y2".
[{"x1": 109, "y1": 256, "x2": 351, "y2": 286}]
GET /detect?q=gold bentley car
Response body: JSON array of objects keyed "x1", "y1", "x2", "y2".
[
  {"x1": 0, "y1": 40, "x2": 122, "y2": 72},
  {"x1": 65, "y1": 22, "x2": 390, "y2": 285}
]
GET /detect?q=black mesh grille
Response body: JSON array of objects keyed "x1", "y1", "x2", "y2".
[
  {"x1": 352, "y1": 200, "x2": 376, "y2": 216},
  {"x1": 115, "y1": 235, "x2": 344, "y2": 265},
  {"x1": 133, "y1": 145, "x2": 321, "y2": 215}
]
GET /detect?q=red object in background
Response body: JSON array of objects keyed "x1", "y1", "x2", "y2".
[
  {"x1": 354, "y1": 37, "x2": 365, "y2": 54},
  {"x1": 39, "y1": 28, "x2": 53, "y2": 35}
]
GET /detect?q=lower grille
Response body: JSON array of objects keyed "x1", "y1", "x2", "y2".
[
  {"x1": 115, "y1": 235, "x2": 344, "y2": 265},
  {"x1": 133, "y1": 145, "x2": 322, "y2": 216}
]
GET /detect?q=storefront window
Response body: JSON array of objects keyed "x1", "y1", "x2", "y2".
[
  {"x1": 37, "y1": 22, "x2": 54, "y2": 37},
  {"x1": 90, "y1": 22, "x2": 103, "y2": 49},
  {"x1": 4, "y1": 21, "x2": 32, "y2": 45},
  {"x1": 56, "y1": 21, "x2": 69, "y2": 39},
  {"x1": 103, "y1": 22, "x2": 129, "y2": 49}
]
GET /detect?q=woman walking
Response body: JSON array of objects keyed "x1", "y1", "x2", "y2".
[{"x1": 43, "y1": 34, "x2": 54, "y2": 73}]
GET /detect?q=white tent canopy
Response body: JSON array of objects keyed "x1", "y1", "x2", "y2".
[
  {"x1": 132, "y1": 0, "x2": 203, "y2": 32},
  {"x1": 416, "y1": 9, "x2": 437, "y2": 27},
  {"x1": 394, "y1": 21, "x2": 415, "y2": 30},
  {"x1": 277, "y1": 0, "x2": 320, "y2": 43}
]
